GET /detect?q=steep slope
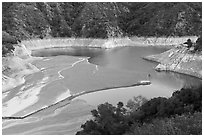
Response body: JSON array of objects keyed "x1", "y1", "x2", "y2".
[
  {"x1": 120, "y1": 2, "x2": 202, "y2": 36},
  {"x1": 144, "y1": 46, "x2": 202, "y2": 78},
  {"x1": 2, "y1": 2, "x2": 202, "y2": 40}
]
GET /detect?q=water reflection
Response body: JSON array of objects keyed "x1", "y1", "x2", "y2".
[
  {"x1": 32, "y1": 47, "x2": 105, "y2": 57},
  {"x1": 88, "y1": 46, "x2": 201, "y2": 89},
  {"x1": 32, "y1": 46, "x2": 201, "y2": 105}
]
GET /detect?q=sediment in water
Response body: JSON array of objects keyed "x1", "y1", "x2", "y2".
[
  {"x1": 2, "y1": 44, "x2": 40, "y2": 92},
  {"x1": 3, "y1": 36, "x2": 200, "y2": 92},
  {"x1": 2, "y1": 80, "x2": 150, "y2": 119}
]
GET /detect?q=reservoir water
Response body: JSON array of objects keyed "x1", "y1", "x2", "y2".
[
  {"x1": 32, "y1": 46, "x2": 201, "y2": 105},
  {"x1": 3, "y1": 45, "x2": 201, "y2": 135}
]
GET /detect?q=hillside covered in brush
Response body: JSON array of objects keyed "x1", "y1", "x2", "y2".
[{"x1": 3, "y1": 2, "x2": 202, "y2": 40}]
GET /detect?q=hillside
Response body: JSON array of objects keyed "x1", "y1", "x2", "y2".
[
  {"x1": 2, "y1": 2, "x2": 202, "y2": 40},
  {"x1": 2, "y1": 2, "x2": 202, "y2": 85}
]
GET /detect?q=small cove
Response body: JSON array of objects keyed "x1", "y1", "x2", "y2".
[
  {"x1": 3, "y1": 45, "x2": 201, "y2": 135},
  {"x1": 32, "y1": 46, "x2": 201, "y2": 105}
]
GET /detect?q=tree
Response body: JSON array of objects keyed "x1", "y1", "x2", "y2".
[
  {"x1": 194, "y1": 36, "x2": 202, "y2": 52},
  {"x1": 76, "y1": 102, "x2": 129, "y2": 135},
  {"x1": 76, "y1": 86, "x2": 202, "y2": 135},
  {"x1": 2, "y1": 31, "x2": 17, "y2": 56},
  {"x1": 126, "y1": 95, "x2": 148, "y2": 112}
]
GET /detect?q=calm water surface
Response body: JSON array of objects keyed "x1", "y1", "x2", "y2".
[
  {"x1": 32, "y1": 46, "x2": 201, "y2": 105},
  {"x1": 76, "y1": 46, "x2": 201, "y2": 105},
  {"x1": 3, "y1": 45, "x2": 201, "y2": 135}
]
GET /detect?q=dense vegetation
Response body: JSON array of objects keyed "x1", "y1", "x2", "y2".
[
  {"x1": 2, "y1": 2, "x2": 202, "y2": 56},
  {"x1": 2, "y1": 2, "x2": 202, "y2": 40},
  {"x1": 2, "y1": 31, "x2": 19, "y2": 57},
  {"x1": 76, "y1": 86, "x2": 202, "y2": 135},
  {"x1": 2, "y1": 3, "x2": 202, "y2": 134}
]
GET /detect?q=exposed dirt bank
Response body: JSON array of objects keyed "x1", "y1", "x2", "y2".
[
  {"x1": 2, "y1": 36, "x2": 200, "y2": 92},
  {"x1": 22, "y1": 36, "x2": 197, "y2": 51},
  {"x1": 144, "y1": 46, "x2": 202, "y2": 79},
  {"x1": 2, "y1": 45, "x2": 40, "y2": 92}
]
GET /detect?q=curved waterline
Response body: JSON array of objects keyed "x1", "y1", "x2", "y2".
[
  {"x1": 2, "y1": 57, "x2": 86, "y2": 118},
  {"x1": 57, "y1": 58, "x2": 86, "y2": 79},
  {"x1": 2, "y1": 80, "x2": 150, "y2": 120},
  {"x1": 3, "y1": 46, "x2": 200, "y2": 120}
]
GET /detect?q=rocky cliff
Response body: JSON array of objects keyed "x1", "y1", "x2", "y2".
[{"x1": 144, "y1": 46, "x2": 202, "y2": 78}]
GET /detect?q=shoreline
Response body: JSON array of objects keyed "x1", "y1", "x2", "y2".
[
  {"x1": 3, "y1": 80, "x2": 150, "y2": 119},
  {"x1": 2, "y1": 36, "x2": 201, "y2": 117},
  {"x1": 2, "y1": 56, "x2": 41, "y2": 93},
  {"x1": 143, "y1": 46, "x2": 202, "y2": 79},
  {"x1": 22, "y1": 36, "x2": 198, "y2": 50},
  {"x1": 2, "y1": 74, "x2": 25, "y2": 93},
  {"x1": 3, "y1": 36, "x2": 201, "y2": 94},
  {"x1": 3, "y1": 56, "x2": 151, "y2": 118}
]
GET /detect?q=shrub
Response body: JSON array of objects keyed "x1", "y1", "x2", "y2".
[
  {"x1": 127, "y1": 112, "x2": 202, "y2": 135},
  {"x1": 76, "y1": 86, "x2": 202, "y2": 135},
  {"x1": 76, "y1": 102, "x2": 129, "y2": 135}
]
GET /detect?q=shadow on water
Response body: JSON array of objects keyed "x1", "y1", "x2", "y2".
[
  {"x1": 3, "y1": 45, "x2": 201, "y2": 135},
  {"x1": 32, "y1": 47, "x2": 106, "y2": 58},
  {"x1": 32, "y1": 46, "x2": 201, "y2": 88},
  {"x1": 32, "y1": 46, "x2": 201, "y2": 92}
]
